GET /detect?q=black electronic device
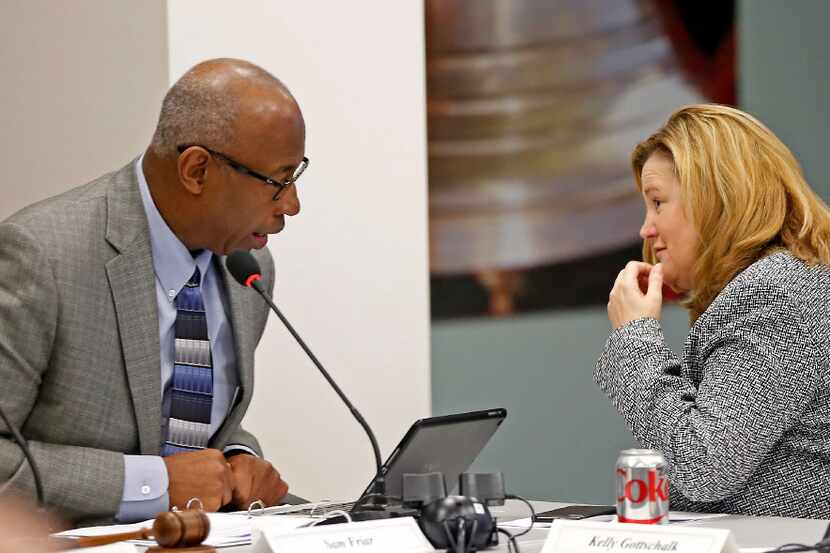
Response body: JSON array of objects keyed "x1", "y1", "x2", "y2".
[
  {"x1": 418, "y1": 495, "x2": 498, "y2": 553},
  {"x1": 402, "y1": 471, "x2": 532, "y2": 553},
  {"x1": 320, "y1": 470, "x2": 532, "y2": 552},
  {"x1": 460, "y1": 472, "x2": 506, "y2": 506},
  {"x1": 532, "y1": 504, "x2": 616, "y2": 522},
  {"x1": 357, "y1": 408, "x2": 507, "y2": 506}
]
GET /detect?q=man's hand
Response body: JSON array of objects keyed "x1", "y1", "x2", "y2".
[
  {"x1": 227, "y1": 454, "x2": 289, "y2": 509},
  {"x1": 163, "y1": 449, "x2": 233, "y2": 512},
  {"x1": 608, "y1": 261, "x2": 663, "y2": 329},
  {"x1": 0, "y1": 496, "x2": 57, "y2": 553}
]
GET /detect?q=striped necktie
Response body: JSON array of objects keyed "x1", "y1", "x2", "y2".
[{"x1": 161, "y1": 267, "x2": 213, "y2": 456}]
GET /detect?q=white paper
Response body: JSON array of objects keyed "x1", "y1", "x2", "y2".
[
  {"x1": 251, "y1": 515, "x2": 317, "y2": 534},
  {"x1": 75, "y1": 544, "x2": 137, "y2": 553},
  {"x1": 500, "y1": 511, "x2": 731, "y2": 531},
  {"x1": 55, "y1": 522, "x2": 150, "y2": 538},
  {"x1": 54, "y1": 513, "x2": 314, "y2": 549},
  {"x1": 232, "y1": 500, "x2": 354, "y2": 517}
]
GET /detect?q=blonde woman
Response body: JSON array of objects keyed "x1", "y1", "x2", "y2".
[{"x1": 595, "y1": 104, "x2": 830, "y2": 518}]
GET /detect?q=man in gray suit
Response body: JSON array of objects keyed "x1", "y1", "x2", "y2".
[{"x1": 0, "y1": 59, "x2": 306, "y2": 525}]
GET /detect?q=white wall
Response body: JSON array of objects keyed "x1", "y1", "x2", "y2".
[
  {"x1": 0, "y1": 1, "x2": 168, "y2": 221},
  {"x1": 166, "y1": 1, "x2": 432, "y2": 501}
]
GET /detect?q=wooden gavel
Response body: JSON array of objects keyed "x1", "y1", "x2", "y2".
[{"x1": 72, "y1": 510, "x2": 213, "y2": 551}]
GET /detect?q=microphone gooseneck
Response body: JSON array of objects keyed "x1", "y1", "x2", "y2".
[
  {"x1": 225, "y1": 251, "x2": 385, "y2": 500},
  {"x1": 0, "y1": 403, "x2": 44, "y2": 509}
]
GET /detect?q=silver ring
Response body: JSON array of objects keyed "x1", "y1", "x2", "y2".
[
  {"x1": 247, "y1": 499, "x2": 265, "y2": 518},
  {"x1": 186, "y1": 497, "x2": 204, "y2": 511}
]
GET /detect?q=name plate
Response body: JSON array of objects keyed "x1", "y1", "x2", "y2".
[
  {"x1": 540, "y1": 520, "x2": 738, "y2": 553},
  {"x1": 253, "y1": 516, "x2": 436, "y2": 553}
]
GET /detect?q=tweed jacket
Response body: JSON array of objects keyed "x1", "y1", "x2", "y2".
[
  {"x1": 0, "y1": 161, "x2": 275, "y2": 525},
  {"x1": 595, "y1": 251, "x2": 830, "y2": 518}
]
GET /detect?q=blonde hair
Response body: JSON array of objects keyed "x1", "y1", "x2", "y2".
[{"x1": 631, "y1": 104, "x2": 830, "y2": 322}]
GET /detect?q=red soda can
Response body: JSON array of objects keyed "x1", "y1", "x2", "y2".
[{"x1": 615, "y1": 449, "x2": 669, "y2": 524}]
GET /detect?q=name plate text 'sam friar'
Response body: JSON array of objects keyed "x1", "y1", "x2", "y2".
[{"x1": 252, "y1": 517, "x2": 436, "y2": 553}]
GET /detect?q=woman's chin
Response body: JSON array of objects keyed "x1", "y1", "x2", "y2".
[
  {"x1": 659, "y1": 271, "x2": 687, "y2": 298},
  {"x1": 661, "y1": 274, "x2": 693, "y2": 301},
  {"x1": 661, "y1": 283, "x2": 686, "y2": 302}
]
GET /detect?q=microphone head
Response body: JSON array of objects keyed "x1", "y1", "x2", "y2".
[{"x1": 226, "y1": 250, "x2": 262, "y2": 287}]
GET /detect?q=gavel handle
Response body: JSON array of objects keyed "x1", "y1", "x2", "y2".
[{"x1": 74, "y1": 527, "x2": 153, "y2": 548}]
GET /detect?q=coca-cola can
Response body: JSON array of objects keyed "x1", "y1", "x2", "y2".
[{"x1": 615, "y1": 449, "x2": 669, "y2": 524}]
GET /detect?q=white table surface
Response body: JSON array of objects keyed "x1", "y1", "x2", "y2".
[{"x1": 136, "y1": 499, "x2": 829, "y2": 552}]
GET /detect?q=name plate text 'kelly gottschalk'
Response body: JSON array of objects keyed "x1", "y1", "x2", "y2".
[
  {"x1": 252, "y1": 516, "x2": 436, "y2": 553},
  {"x1": 540, "y1": 520, "x2": 738, "y2": 553}
]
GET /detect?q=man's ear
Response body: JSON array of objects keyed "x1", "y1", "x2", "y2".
[{"x1": 177, "y1": 147, "x2": 211, "y2": 196}]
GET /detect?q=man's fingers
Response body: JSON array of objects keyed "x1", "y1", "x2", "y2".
[
  {"x1": 164, "y1": 448, "x2": 240, "y2": 511},
  {"x1": 273, "y1": 479, "x2": 289, "y2": 504},
  {"x1": 261, "y1": 472, "x2": 289, "y2": 506},
  {"x1": 246, "y1": 459, "x2": 287, "y2": 507},
  {"x1": 230, "y1": 483, "x2": 246, "y2": 508},
  {"x1": 228, "y1": 457, "x2": 250, "y2": 507},
  {"x1": 221, "y1": 456, "x2": 291, "y2": 508},
  {"x1": 221, "y1": 460, "x2": 235, "y2": 507}
]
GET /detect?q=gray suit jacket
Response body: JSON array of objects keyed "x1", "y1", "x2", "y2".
[
  {"x1": 0, "y1": 161, "x2": 275, "y2": 525},
  {"x1": 595, "y1": 251, "x2": 830, "y2": 518}
]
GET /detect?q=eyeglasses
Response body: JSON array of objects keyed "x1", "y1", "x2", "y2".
[{"x1": 177, "y1": 144, "x2": 308, "y2": 201}]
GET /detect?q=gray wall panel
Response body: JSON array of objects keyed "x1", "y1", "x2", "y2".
[{"x1": 433, "y1": 306, "x2": 689, "y2": 502}]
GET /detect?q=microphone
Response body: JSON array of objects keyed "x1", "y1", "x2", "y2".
[
  {"x1": 225, "y1": 250, "x2": 385, "y2": 506},
  {"x1": 0, "y1": 403, "x2": 44, "y2": 509}
]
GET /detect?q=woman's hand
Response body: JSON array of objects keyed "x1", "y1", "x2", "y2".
[{"x1": 607, "y1": 261, "x2": 664, "y2": 329}]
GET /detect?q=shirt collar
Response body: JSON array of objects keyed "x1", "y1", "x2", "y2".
[{"x1": 136, "y1": 154, "x2": 213, "y2": 297}]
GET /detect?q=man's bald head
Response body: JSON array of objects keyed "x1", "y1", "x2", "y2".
[{"x1": 149, "y1": 58, "x2": 303, "y2": 158}]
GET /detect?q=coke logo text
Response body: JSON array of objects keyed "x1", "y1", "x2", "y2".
[{"x1": 616, "y1": 468, "x2": 669, "y2": 504}]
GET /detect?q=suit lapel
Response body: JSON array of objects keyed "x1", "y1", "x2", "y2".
[
  {"x1": 219, "y1": 260, "x2": 254, "y2": 411},
  {"x1": 104, "y1": 162, "x2": 162, "y2": 455},
  {"x1": 208, "y1": 258, "x2": 255, "y2": 448}
]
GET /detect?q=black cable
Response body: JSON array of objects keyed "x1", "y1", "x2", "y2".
[
  {"x1": 497, "y1": 528, "x2": 520, "y2": 553},
  {"x1": 511, "y1": 534, "x2": 521, "y2": 553},
  {"x1": 760, "y1": 542, "x2": 830, "y2": 553},
  {"x1": 0, "y1": 403, "x2": 44, "y2": 509},
  {"x1": 460, "y1": 518, "x2": 474, "y2": 553},
  {"x1": 505, "y1": 493, "x2": 535, "y2": 538}
]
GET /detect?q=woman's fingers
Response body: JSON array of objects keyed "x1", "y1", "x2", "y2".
[{"x1": 646, "y1": 263, "x2": 664, "y2": 301}]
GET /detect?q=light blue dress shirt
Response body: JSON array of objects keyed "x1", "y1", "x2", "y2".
[{"x1": 116, "y1": 156, "x2": 248, "y2": 522}]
